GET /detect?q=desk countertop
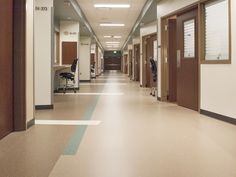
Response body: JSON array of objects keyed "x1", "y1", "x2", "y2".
[{"x1": 53, "y1": 65, "x2": 70, "y2": 71}]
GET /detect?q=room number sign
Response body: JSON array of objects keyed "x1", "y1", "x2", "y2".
[{"x1": 35, "y1": 6, "x2": 48, "y2": 11}]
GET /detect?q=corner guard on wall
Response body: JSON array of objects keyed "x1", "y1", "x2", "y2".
[
  {"x1": 200, "y1": 109, "x2": 236, "y2": 125},
  {"x1": 27, "y1": 118, "x2": 35, "y2": 129}
]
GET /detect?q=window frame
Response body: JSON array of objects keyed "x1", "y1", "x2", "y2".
[{"x1": 200, "y1": 0, "x2": 231, "y2": 64}]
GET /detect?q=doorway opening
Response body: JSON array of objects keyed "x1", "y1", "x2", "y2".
[{"x1": 142, "y1": 33, "x2": 157, "y2": 88}]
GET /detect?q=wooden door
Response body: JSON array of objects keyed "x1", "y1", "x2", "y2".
[
  {"x1": 168, "y1": 19, "x2": 177, "y2": 102},
  {"x1": 124, "y1": 55, "x2": 128, "y2": 74},
  {"x1": 176, "y1": 8, "x2": 199, "y2": 111},
  {"x1": 129, "y1": 50, "x2": 133, "y2": 77},
  {"x1": 62, "y1": 42, "x2": 77, "y2": 65},
  {"x1": 104, "y1": 56, "x2": 121, "y2": 70},
  {"x1": 0, "y1": 0, "x2": 13, "y2": 138},
  {"x1": 134, "y1": 44, "x2": 140, "y2": 81}
]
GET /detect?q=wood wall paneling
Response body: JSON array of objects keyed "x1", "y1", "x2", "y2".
[{"x1": 13, "y1": 0, "x2": 27, "y2": 131}]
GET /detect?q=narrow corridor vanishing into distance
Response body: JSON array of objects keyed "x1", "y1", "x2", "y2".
[{"x1": 0, "y1": 71, "x2": 236, "y2": 177}]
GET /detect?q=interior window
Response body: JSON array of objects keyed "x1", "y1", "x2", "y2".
[
  {"x1": 184, "y1": 19, "x2": 195, "y2": 58},
  {"x1": 204, "y1": 0, "x2": 229, "y2": 61}
]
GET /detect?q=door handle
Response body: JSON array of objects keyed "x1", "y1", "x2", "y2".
[{"x1": 177, "y1": 50, "x2": 181, "y2": 68}]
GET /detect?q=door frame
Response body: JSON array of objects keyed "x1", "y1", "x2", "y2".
[
  {"x1": 160, "y1": 3, "x2": 201, "y2": 111},
  {"x1": 142, "y1": 33, "x2": 157, "y2": 87}
]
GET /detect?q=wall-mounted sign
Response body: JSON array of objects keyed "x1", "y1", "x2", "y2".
[
  {"x1": 64, "y1": 31, "x2": 77, "y2": 36},
  {"x1": 35, "y1": 6, "x2": 48, "y2": 11},
  {"x1": 81, "y1": 43, "x2": 89, "y2": 46}
]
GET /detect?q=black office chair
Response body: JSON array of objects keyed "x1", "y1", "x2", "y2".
[
  {"x1": 60, "y1": 58, "x2": 78, "y2": 93},
  {"x1": 150, "y1": 58, "x2": 157, "y2": 96}
]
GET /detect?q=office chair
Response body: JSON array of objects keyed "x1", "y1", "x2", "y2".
[
  {"x1": 150, "y1": 58, "x2": 157, "y2": 97},
  {"x1": 60, "y1": 58, "x2": 78, "y2": 94}
]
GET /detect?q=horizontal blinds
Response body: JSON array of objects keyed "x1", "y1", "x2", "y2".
[
  {"x1": 184, "y1": 19, "x2": 195, "y2": 58},
  {"x1": 205, "y1": 0, "x2": 229, "y2": 60}
]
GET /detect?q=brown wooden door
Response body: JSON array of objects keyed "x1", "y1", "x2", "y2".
[
  {"x1": 0, "y1": 0, "x2": 13, "y2": 138},
  {"x1": 176, "y1": 8, "x2": 199, "y2": 111},
  {"x1": 62, "y1": 42, "x2": 77, "y2": 65},
  {"x1": 168, "y1": 19, "x2": 177, "y2": 102},
  {"x1": 134, "y1": 44, "x2": 140, "y2": 81},
  {"x1": 124, "y1": 55, "x2": 128, "y2": 74},
  {"x1": 104, "y1": 57, "x2": 121, "y2": 70},
  {"x1": 129, "y1": 50, "x2": 133, "y2": 77}
]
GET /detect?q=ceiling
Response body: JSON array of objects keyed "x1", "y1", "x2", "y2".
[
  {"x1": 54, "y1": 0, "x2": 91, "y2": 36},
  {"x1": 76, "y1": 0, "x2": 147, "y2": 50},
  {"x1": 54, "y1": 0, "x2": 157, "y2": 51}
]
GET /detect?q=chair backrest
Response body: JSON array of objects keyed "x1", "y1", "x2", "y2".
[
  {"x1": 150, "y1": 58, "x2": 157, "y2": 75},
  {"x1": 71, "y1": 58, "x2": 78, "y2": 73}
]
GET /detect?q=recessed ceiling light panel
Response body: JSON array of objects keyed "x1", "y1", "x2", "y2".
[
  {"x1": 106, "y1": 42, "x2": 120, "y2": 44},
  {"x1": 94, "y1": 4, "x2": 130, "y2": 8},
  {"x1": 100, "y1": 23, "x2": 125, "y2": 27}
]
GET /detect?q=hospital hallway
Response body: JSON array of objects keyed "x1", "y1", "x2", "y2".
[{"x1": 0, "y1": 71, "x2": 236, "y2": 177}]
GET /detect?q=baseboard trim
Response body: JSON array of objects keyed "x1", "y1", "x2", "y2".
[
  {"x1": 80, "y1": 80, "x2": 91, "y2": 83},
  {"x1": 35, "y1": 105, "x2": 54, "y2": 110},
  {"x1": 54, "y1": 87, "x2": 79, "y2": 93},
  {"x1": 27, "y1": 118, "x2": 35, "y2": 129},
  {"x1": 200, "y1": 109, "x2": 236, "y2": 125}
]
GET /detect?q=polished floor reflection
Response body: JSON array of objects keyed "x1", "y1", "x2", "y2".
[{"x1": 0, "y1": 72, "x2": 236, "y2": 177}]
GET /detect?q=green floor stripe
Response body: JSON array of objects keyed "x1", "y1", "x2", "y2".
[{"x1": 63, "y1": 95, "x2": 100, "y2": 155}]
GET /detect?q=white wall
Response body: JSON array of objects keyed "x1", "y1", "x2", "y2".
[
  {"x1": 60, "y1": 21, "x2": 80, "y2": 87},
  {"x1": 140, "y1": 23, "x2": 157, "y2": 86},
  {"x1": 201, "y1": 0, "x2": 236, "y2": 118},
  {"x1": 157, "y1": 0, "x2": 236, "y2": 118},
  {"x1": 79, "y1": 37, "x2": 91, "y2": 81},
  {"x1": 34, "y1": 0, "x2": 53, "y2": 106},
  {"x1": 97, "y1": 48, "x2": 102, "y2": 74},
  {"x1": 26, "y1": 0, "x2": 35, "y2": 122}
]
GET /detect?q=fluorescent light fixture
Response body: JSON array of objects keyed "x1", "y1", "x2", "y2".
[
  {"x1": 106, "y1": 45, "x2": 120, "y2": 47},
  {"x1": 114, "y1": 36, "x2": 122, "y2": 38},
  {"x1": 106, "y1": 42, "x2": 120, "y2": 44},
  {"x1": 104, "y1": 36, "x2": 112, "y2": 38},
  {"x1": 100, "y1": 23, "x2": 125, "y2": 27},
  {"x1": 94, "y1": 4, "x2": 130, "y2": 8}
]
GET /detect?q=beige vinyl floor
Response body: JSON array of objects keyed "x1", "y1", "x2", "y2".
[{"x1": 0, "y1": 71, "x2": 236, "y2": 177}]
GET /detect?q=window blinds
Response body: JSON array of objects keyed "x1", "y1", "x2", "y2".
[
  {"x1": 205, "y1": 0, "x2": 229, "y2": 60},
  {"x1": 184, "y1": 19, "x2": 195, "y2": 58}
]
